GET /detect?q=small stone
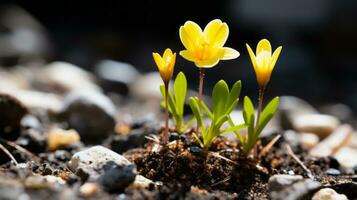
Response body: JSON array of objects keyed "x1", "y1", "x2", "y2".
[
  {"x1": 100, "y1": 161, "x2": 136, "y2": 192},
  {"x1": 80, "y1": 182, "x2": 98, "y2": 198},
  {"x1": 129, "y1": 175, "x2": 155, "y2": 189},
  {"x1": 190, "y1": 146, "x2": 203, "y2": 156},
  {"x1": 312, "y1": 188, "x2": 347, "y2": 200},
  {"x1": 270, "y1": 179, "x2": 321, "y2": 200},
  {"x1": 94, "y1": 60, "x2": 139, "y2": 95},
  {"x1": 169, "y1": 132, "x2": 180, "y2": 142},
  {"x1": 68, "y1": 146, "x2": 131, "y2": 181},
  {"x1": 41, "y1": 61, "x2": 100, "y2": 93},
  {"x1": 58, "y1": 90, "x2": 116, "y2": 143},
  {"x1": 130, "y1": 72, "x2": 163, "y2": 101},
  {"x1": 268, "y1": 174, "x2": 303, "y2": 191},
  {"x1": 293, "y1": 114, "x2": 340, "y2": 138},
  {"x1": 299, "y1": 132, "x2": 319, "y2": 149},
  {"x1": 310, "y1": 125, "x2": 353, "y2": 157},
  {"x1": 325, "y1": 168, "x2": 341, "y2": 176},
  {"x1": 20, "y1": 114, "x2": 41, "y2": 130},
  {"x1": 328, "y1": 156, "x2": 340, "y2": 169},
  {"x1": 334, "y1": 147, "x2": 357, "y2": 169},
  {"x1": 8, "y1": 90, "x2": 62, "y2": 111},
  {"x1": 16, "y1": 129, "x2": 46, "y2": 153},
  {"x1": 0, "y1": 93, "x2": 28, "y2": 139},
  {"x1": 320, "y1": 104, "x2": 353, "y2": 122},
  {"x1": 47, "y1": 128, "x2": 80, "y2": 151},
  {"x1": 24, "y1": 175, "x2": 65, "y2": 189}
]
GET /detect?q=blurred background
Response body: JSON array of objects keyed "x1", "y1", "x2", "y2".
[{"x1": 0, "y1": 0, "x2": 357, "y2": 109}]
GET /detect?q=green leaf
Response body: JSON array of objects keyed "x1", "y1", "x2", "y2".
[
  {"x1": 224, "y1": 99, "x2": 238, "y2": 116},
  {"x1": 243, "y1": 96, "x2": 255, "y2": 124},
  {"x1": 189, "y1": 97, "x2": 203, "y2": 128},
  {"x1": 183, "y1": 117, "x2": 196, "y2": 130},
  {"x1": 173, "y1": 72, "x2": 187, "y2": 115},
  {"x1": 227, "y1": 116, "x2": 244, "y2": 144},
  {"x1": 221, "y1": 123, "x2": 246, "y2": 134},
  {"x1": 199, "y1": 99, "x2": 213, "y2": 119},
  {"x1": 255, "y1": 97, "x2": 279, "y2": 137},
  {"x1": 227, "y1": 80, "x2": 241, "y2": 110},
  {"x1": 215, "y1": 115, "x2": 228, "y2": 128},
  {"x1": 212, "y1": 80, "x2": 229, "y2": 118}
]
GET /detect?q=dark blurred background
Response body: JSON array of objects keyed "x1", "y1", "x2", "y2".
[{"x1": 1, "y1": 0, "x2": 357, "y2": 109}]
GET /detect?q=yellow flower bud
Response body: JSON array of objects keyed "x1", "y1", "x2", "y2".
[
  {"x1": 179, "y1": 19, "x2": 239, "y2": 68},
  {"x1": 246, "y1": 39, "x2": 282, "y2": 88},
  {"x1": 152, "y1": 48, "x2": 176, "y2": 83}
]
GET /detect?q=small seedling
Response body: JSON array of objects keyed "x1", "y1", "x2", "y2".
[
  {"x1": 189, "y1": 80, "x2": 245, "y2": 149},
  {"x1": 160, "y1": 72, "x2": 195, "y2": 133}
]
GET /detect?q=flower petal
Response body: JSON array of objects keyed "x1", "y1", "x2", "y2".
[
  {"x1": 256, "y1": 39, "x2": 271, "y2": 55},
  {"x1": 180, "y1": 50, "x2": 197, "y2": 62},
  {"x1": 222, "y1": 47, "x2": 240, "y2": 60},
  {"x1": 246, "y1": 44, "x2": 258, "y2": 71},
  {"x1": 179, "y1": 21, "x2": 202, "y2": 51},
  {"x1": 269, "y1": 46, "x2": 282, "y2": 71},
  {"x1": 152, "y1": 52, "x2": 164, "y2": 71},
  {"x1": 163, "y1": 48, "x2": 173, "y2": 61},
  {"x1": 203, "y1": 19, "x2": 229, "y2": 47},
  {"x1": 195, "y1": 57, "x2": 220, "y2": 68}
]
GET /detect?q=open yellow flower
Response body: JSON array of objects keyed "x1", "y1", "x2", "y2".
[
  {"x1": 153, "y1": 48, "x2": 176, "y2": 83},
  {"x1": 179, "y1": 19, "x2": 239, "y2": 68},
  {"x1": 246, "y1": 39, "x2": 282, "y2": 88}
]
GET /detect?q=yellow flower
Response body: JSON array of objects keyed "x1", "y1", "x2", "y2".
[
  {"x1": 246, "y1": 39, "x2": 282, "y2": 88},
  {"x1": 153, "y1": 48, "x2": 176, "y2": 83},
  {"x1": 179, "y1": 19, "x2": 239, "y2": 68}
]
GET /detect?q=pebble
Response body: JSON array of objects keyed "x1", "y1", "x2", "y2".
[
  {"x1": 16, "y1": 129, "x2": 46, "y2": 153},
  {"x1": 20, "y1": 114, "x2": 41, "y2": 130},
  {"x1": 130, "y1": 72, "x2": 163, "y2": 101},
  {"x1": 79, "y1": 182, "x2": 98, "y2": 198},
  {"x1": 24, "y1": 175, "x2": 65, "y2": 189},
  {"x1": 268, "y1": 174, "x2": 303, "y2": 191},
  {"x1": 128, "y1": 175, "x2": 155, "y2": 189},
  {"x1": 293, "y1": 114, "x2": 340, "y2": 138},
  {"x1": 334, "y1": 147, "x2": 357, "y2": 169},
  {"x1": 189, "y1": 146, "x2": 203, "y2": 156},
  {"x1": 312, "y1": 188, "x2": 347, "y2": 200},
  {"x1": 100, "y1": 161, "x2": 136, "y2": 192},
  {"x1": 0, "y1": 93, "x2": 28, "y2": 139},
  {"x1": 41, "y1": 61, "x2": 100, "y2": 93},
  {"x1": 47, "y1": 128, "x2": 80, "y2": 151},
  {"x1": 320, "y1": 103, "x2": 353, "y2": 122},
  {"x1": 310, "y1": 124, "x2": 353, "y2": 157},
  {"x1": 58, "y1": 90, "x2": 116, "y2": 143},
  {"x1": 299, "y1": 132, "x2": 319, "y2": 149},
  {"x1": 325, "y1": 168, "x2": 341, "y2": 176},
  {"x1": 270, "y1": 179, "x2": 321, "y2": 200},
  {"x1": 94, "y1": 60, "x2": 139, "y2": 95},
  {"x1": 68, "y1": 146, "x2": 131, "y2": 181}
]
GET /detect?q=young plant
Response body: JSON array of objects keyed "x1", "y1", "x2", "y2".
[
  {"x1": 152, "y1": 48, "x2": 176, "y2": 143},
  {"x1": 159, "y1": 72, "x2": 195, "y2": 133},
  {"x1": 189, "y1": 80, "x2": 245, "y2": 149},
  {"x1": 231, "y1": 38, "x2": 282, "y2": 155},
  {"x1": 179, "y1": 19, "x2": 240, "y2": 133}
]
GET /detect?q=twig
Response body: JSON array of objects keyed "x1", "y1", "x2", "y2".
[
  {"x1": 0, "y1": 139, "x2": 39, "y2": 161},
  {"x1": 209, "y1": 152, "x2": 238, "y2": 165},
  {"x1": 0, "y1": 143, "x2": 18, "y2": 166},
  {"x1": 145, "y1": 134, "x2": 160, "y2": 143},
  {"x1": 211, "y1": 176, "x2": 231, "y2": 187},
  {"x1": 286, "y1": 144, "x2": 314, "y2": 179},
  {"x1": 259, "y1": 134, "x2": 281, "y2": 157}
]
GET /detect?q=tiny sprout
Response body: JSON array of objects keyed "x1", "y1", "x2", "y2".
[
  {"x1": 160, "y1": 72, "x2": 195, "y2": 133},
  {"x1": 189, "y1": 80, "x2": 245, "y2": 149},
  {"x1": 152, "y1": 48, "x2": 176, "y2": 143},
  {"x1": 179, "y1": 19, "x2": 240, "y2": 134}
]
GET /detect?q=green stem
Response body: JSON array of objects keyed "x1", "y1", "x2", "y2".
[
  {"x1": 163, "y1": 83, "x2": 169, "y2": 144},
  {"x1": 197, "y1": 68, "x2": 205, "y2": 134},
  {"x1": 255, "y1": 86, "x2": 265, "y2": 129}
]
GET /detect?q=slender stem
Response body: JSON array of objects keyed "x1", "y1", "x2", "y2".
[
  {"x1": 163, "y1": 83, "x2": 169, "y2": 144},
  {"x1": 255, "y1": 86, "x2": 266, "y2": 128},
  {"x1": 197, "y1": 68, "x2": 205, "y2": 134}
]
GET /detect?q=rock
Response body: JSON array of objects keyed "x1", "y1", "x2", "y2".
[
  {"x1": 130, "y1": 72, "x2": 163, "y2": 101},
  {"x1": 95, "y1": 60, "x2": 140, "y2": 95},
  {"x1": 41, "y1": 61, "x2": 100, "y2": 93},
  {"x1": 20, "y1": 114, "x2": 41, "y2": 130},
  {"x1": 110, "y1": 127, "x2": 155, "y2": 154},
  {"x1": 0, "y1": 93, "x2": 28, "y2": 140},
  {"x1": 299, "y1": 132, "x2": 319, "y2": 149},
  {"x1": 268, "y1": 174, "x2": 303, "y2": 191},
  {"x1": 16, "y1": 129, "x2": 46, "y2": 153},
  {"x1": 24, "y1": 174, "x2": 65, "y2": 189},
  {"x1": 320, "y1": 104, "x2": 353, "y2": 122},
  {"x1": 349, "y1": 133, "x2": 357, "y2": 149},
  {"x1": 325, "y1": 168, "x2": 341, "y2": 176},
  {"x1": 334, "y1": 147, "x2": 357, "y2": 169},
  {"x1": 100, "y1": 161, "x2": 136, "y2": 192},
  {"x1": 270, "y1": 179, "x2": 321, "y2": 200},
  {"x1": 79, "y1": 182, "x2": 98, "y2": 198},
  {"x1": 58, "y1": 90, "x2": 116, "y2": 143},
  {"x1": 312, "y1": 188, "x2": 347, "y2": 200},
  {"x1": 68, "y1": 146, "x2": 131, "y2": 181},
  {"x1": 293, "y1": 114, "x2": 340, "y2": 138},
  {"x1": 279, "y1": 96, "x2": 318, "y2": 129},
  {"x1": 129, "y1": 175, "x2": 155, "y2": 189},
  {"x1": 190, "y1": 146, "x2": 203, "y2": 156},
  {"x1": 0, "y1": 176, "x2": 25, "y2": 200},
  {"x1": 47, "y1": 128, "x2": 80, "y2": 151},
  {"x1": 310, "y1": 125, "x2": 353, "y2": 157}
]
